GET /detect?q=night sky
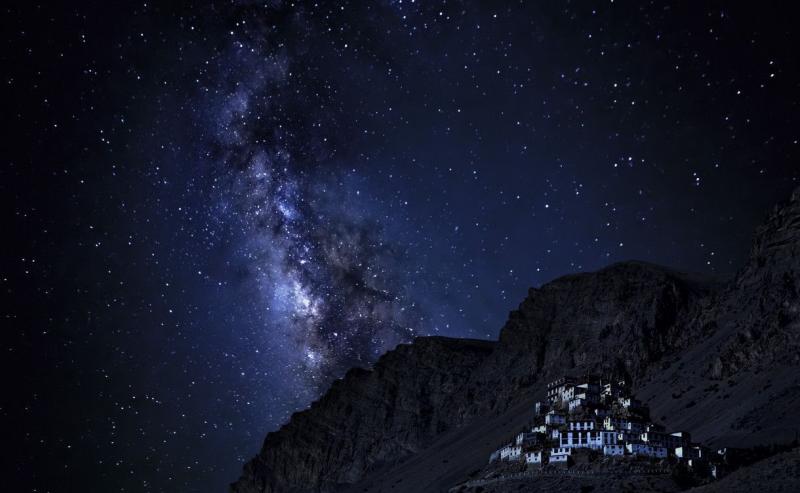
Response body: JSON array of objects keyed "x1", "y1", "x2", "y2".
[{"x1": 6, "y1": 1, "x2": 800, "y2": 491}]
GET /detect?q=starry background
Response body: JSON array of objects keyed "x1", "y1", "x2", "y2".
[{"x1": 5, "y1": 1, "x2": 800, "y2": 491}]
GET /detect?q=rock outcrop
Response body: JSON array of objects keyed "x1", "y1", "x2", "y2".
[
  {"x1": 232, "y1": 189, "x2": 800, "y2": 493},
  {"x1": 710, "y1": 188, "x2": 800, "y2": 377}
]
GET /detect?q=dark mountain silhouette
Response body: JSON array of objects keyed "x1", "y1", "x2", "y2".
[{"x1": 231, "y1": 188, "x2": 800, "y2": 493}]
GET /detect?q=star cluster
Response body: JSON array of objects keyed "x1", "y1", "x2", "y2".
[{"x1": 6, "y1": 1, "x2": 800, "y2": 491}]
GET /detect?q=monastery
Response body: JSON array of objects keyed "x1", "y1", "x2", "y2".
[{"x1": 489, "y1": 375, "x2": 720, "y2": 476}]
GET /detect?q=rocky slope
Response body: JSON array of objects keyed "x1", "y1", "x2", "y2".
[
  {"x1": 636, "y1": 188, "x2": 800, "y2": 448},
  {"x1": 231, "y1": 338, "x2": 496, "y2": 493},
  {"x1": 691, "y1": 447, "x2": 800, "y2": 493},
  {"x1": 231, "y1": 189, "x2": 800, "y2": 493}
]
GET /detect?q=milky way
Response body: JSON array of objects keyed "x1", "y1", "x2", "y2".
[{"x1": 200, "y1": 12, "x2": 423, "y2": 399}]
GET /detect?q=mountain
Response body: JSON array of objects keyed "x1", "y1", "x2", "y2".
[{"x1": 231, "y1": 188, "x2": 800, "y2": 493}]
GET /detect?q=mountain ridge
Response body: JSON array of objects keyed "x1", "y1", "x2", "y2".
[{"x1": 231, "y1": 188, "x2": 800, "y2": 493}]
